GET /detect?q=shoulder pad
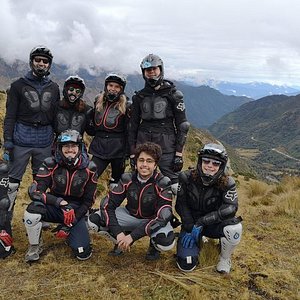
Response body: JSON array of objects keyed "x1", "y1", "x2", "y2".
[
  {"x1": 226, "y1": 176, "x2": 236, "y2": 189},
  {"x1": 120, "y1": 172, "x2": 133, "y2": 184},
  {"x1": 88, "y1": 161, "x2": 97, "y2": 173},
  {"x1": 133, "y1": 91, "x2": 144, "y2": 99},
  {"x1": 171, "y1": 89, "x2": 184, "y2": 101},
  {"x1": 178, "y1": 170, "x2": 191, "y2": 183},
  {"x1": 156, "y1": 174, "x2": 171, "y2": 189},
  {"x1": 43, "y1": 157, "x2": 56, "y2": 169}
]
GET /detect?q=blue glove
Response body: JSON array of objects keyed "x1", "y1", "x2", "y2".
[
  {"x1": 3, "y1": 150, "x2": 10, "y2": 162},
  {"x1": 191, "y1": 225, "x2": 203, "y2": 241},
  {"x1": 181, "y1": 232, "x2": 195, "y2": 249},
  {"x1": 3, "y1": 141, "x2": 14, "y2": 162}
]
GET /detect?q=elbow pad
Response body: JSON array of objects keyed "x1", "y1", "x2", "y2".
[
  {"x1": 218, "y1": 204, "x2": 238, "y2": 220},
  {"x1": 176, "y1": 121, "x2": 190, "y2": 149}
]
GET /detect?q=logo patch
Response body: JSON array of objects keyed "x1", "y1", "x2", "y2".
[
  {"x1": 176, "y1": 102, "x2": 185, "y2": 111},
  {"x1": 224, "y1": 189, "x2": 237, "y2": 202}
]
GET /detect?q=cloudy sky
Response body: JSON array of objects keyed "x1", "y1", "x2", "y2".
[{"x1": 1, "y1": 0, "x2": 300, "y2": 86}]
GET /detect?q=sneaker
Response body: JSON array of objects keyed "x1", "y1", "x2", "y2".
[
  {"x1": 108, "y1": 244, "x2": 123, "y2": 256},
  {"x1": 145, "y1": 243, "x2": 160, "y2": 261},
  {"x1": 216, "y1": 256, "x2": 231, "y2": 274},
  {"x1": 25, "y1": 244, "x2": 43, "y2": 262}
]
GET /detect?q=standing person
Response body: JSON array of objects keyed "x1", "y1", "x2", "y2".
[
  {"x1": 54, "y1": 75, "x2": 93, "y2": 137},
  {"x1": 128, "y1": 54, "x2": 190, "y2": 195},
  {"x1": 24, "y1": 130, "x2": 97, "y2": 262},
  {"x1": 175, "y1": 143, "x2": 243, "y2": 273},
  {"x1": 88, "y1": 142, "x2": 175, "y2": 260},
  {"x1": 2, "y1": 45, "x2": 60, "y2": 256},
  {"x1": 89, "y1": 73, "x2": 130, "y2": 189}
]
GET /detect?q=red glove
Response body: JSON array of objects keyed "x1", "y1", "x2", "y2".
[
  {"x1": 55, "y1": 226, "x2": 70, "y2": 239},
  {"x1": 0, "y1": 230, "x2": 13, "y2": 246},
  {"x1": 61, "y1": 204, "x2": 75, "y2": 227}
]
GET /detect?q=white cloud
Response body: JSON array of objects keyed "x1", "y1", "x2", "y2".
[{"x1": 1, "y1": 0, "x2": 300, "y2": 85}]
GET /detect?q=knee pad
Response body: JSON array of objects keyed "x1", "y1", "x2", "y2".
[
  {"x1": 7, "y1": 182, "x2": 19, "y2": 210},
  {"x1": 73, "y1": 244, "x2": 92, "y2": 260},
  {"x1": 24, "y1": 210, "x2": 42, "y2": 245},
  {"x1": 87, "y1": 210, "x2": 106, "y2": 232},
  {"x1": 24, "y1": 210, "x2": 42, "y2": 227},
  {"x1": 223, "y1": 223, "x2": 242, "y2": 245},
  {"x1": 152, "y1": 231, "x2": 175, "y2": 252}
]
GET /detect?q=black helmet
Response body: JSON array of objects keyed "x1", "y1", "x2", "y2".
[
  {"x1": 104, "y1": 73, "x2": 126, "y2": 102},
  {"x1": 140, "y1": 54, "x2": 164, "y2": 87},
  {"x1": 29, "y1": 45, "x2": 53, "y2": 77},
  {"x1": 197, "y1": 143, "x2": 228, "y2": 186},
  {"x1": 63, "y1": 75, "x2": 86, "y2": 104},
  {"x1": 56, "y1": 130, "x2": 83, "y2": 167}
]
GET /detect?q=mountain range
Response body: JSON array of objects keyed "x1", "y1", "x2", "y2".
[{"x1": 208, "y1": 94, "x2": 300, "y2": 178}]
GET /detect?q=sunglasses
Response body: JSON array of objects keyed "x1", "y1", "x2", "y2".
[
  {"x1": 202, "y1": 157, "x2": 222, "y2": 167},
  {"x1": 137, "y1": 158, "x2": 155, "y2": 164},
  {"x1": 68, "y1": 86, "x2": 82, "y2": 94},
  {"x1": 34, "y1": 57, "x2": 49, "y2": 64}
]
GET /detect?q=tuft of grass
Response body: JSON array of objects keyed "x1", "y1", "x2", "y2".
[{"x1": 245, "y1": 180, "x2": 270, "y2": 198}]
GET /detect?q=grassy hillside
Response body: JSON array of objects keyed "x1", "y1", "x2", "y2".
[
  {"x1": 209, "y1": 94, "x2": 300, "y2": 179},
  {"x1": 1, "y1": 92, "x2": 299, "y2": 299}
]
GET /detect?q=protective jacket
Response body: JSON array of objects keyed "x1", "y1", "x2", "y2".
[
  {"x1": 54, "y1": 99, "x2": 93, "y2": 136},
  {"x1": 28, "y1": 155, "x2": 97, "y2": 220},
  {"x1": 103, "y1": 170, "x2": 173, "y2": 241},
  {"x1": 175, "y1": 169, "x2": 239, "y2": 232},
  {"x1": 89, "y1": 94, "x2": 131, "y2": 159},
  {"x1": 128, "y1": 80, "x2": 189, "y2": 154},
  {"x1": 4, "y1": 71, "x2": 59, "y2": 147}
]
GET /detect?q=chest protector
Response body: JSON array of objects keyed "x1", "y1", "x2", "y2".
[
  {"x1": 22, "y1": 86, "x2": 52, "y2": 112},
  {"x1": 140, "y1": 95, "x2": 168, "y2": 120},
  {"x1": 126, "y1": 182, "x2": 158, "y2": 218},
  {"x1": 56, "y1": 110, "x2": 86, "y2": 134},
  {"x1": 51, "y1": 167, "x2": 89, "y2": 198},
  {"x1": 187, "y1": 181, "x2": 222, "y2": 213},
  {"x1": 94, "y1": 103, "x2": 123, "y2": 129}
]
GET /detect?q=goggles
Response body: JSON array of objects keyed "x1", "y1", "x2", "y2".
[
  {"x1": 68, "y1": 86, "x2": 82, "y2": 94},
  {"x1": 33, "y1": 57, "x2": 49, "y2": 64},
  {"x1": 202, "y1": 157, "x2": 222, "y2": 167}
]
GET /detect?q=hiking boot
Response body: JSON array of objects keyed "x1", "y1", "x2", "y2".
[
  {"x1": 145, "y1": 242, "x2": 160, "y2": 261},
  {"x1": 25, "y1": 244, "x2": 43, "y2": 262},
  {"x1": 108, "y1": 244, "x2": 123, "y2": 256},
  {"x1": 216, "y1": 256, "x2": 231, "y2": 274}
]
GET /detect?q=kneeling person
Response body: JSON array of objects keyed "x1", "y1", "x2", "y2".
[
  {"x1": 24, "y1": 130, "x2": 97, "y2": 262},
  {"x1": 88, "y1": 142, "x2": 175, "y2": 260},
  {"x1": 175, "y1": 143, "x2": 242, "y2": 273}
]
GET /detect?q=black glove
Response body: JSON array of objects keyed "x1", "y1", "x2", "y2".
[
  {"x1": 130, "y1": 156, "x2": 135, "y2": 171},
  {"x1": 173, "y1": 156, "x2": 183, "y2": 172}
]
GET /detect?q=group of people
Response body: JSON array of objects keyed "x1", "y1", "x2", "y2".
[{"x1": 0, "y1": 45, "x2": 242, "y2": 274}]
